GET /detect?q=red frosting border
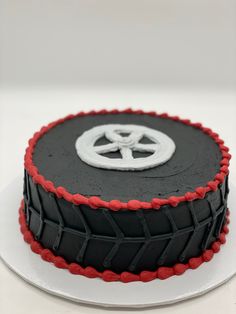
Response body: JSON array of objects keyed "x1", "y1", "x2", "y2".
[
  {"x1": 19, "y1": 201, "x2": 230, "y2": 283},
  {"x1": 24, "y1": 109, "x2": 231, "y2": 211}
]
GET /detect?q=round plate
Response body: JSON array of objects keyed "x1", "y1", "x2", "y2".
[{"x1": 0, "y1": 176, "x2": 236, "y2": 308}]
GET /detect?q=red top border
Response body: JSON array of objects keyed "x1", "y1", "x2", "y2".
[{"x1": 24, "y1": 108, "x2": 231, "y2": 211}]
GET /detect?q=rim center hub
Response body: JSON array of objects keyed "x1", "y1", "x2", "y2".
[{"x1": 118, "y1": 137, "x2": 135, "y2": 148}]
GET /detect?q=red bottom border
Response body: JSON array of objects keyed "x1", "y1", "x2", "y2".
[{"x1": 19, "y1": 200, "x2": 230, "y2": 283}]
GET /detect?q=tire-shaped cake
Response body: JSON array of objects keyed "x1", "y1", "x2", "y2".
[{"x1": 21, "y1": 109, "x2": 231, "y2": 282}]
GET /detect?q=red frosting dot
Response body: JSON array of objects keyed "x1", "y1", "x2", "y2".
[
  {"x1": 222, "y1": 152, "x2": 231, "y2": 159},
  {"x1": 30, "y1": 241, "x2": 43, "y2": 254},
  {"x1": 219, "y1": 145, "x2": 229, "y2": 152},
  {"x1": 34, "y1": 174, "x2": 44, "y2": 185},
  {"x1": 109, "y1": 200, "x2": 122, "y2": 211},
  {"x1": 159, "y1": 113, "x2": 169, "y2": 119},
  {"x1": 168, "y1": 196, "x2": 179, "y2": 207},
  {"x1": 195, "y1": 187, "x2": 206, "y2": 199},
  {"x1": 185, "y1": 192, "x2": 197, "y2": 201},
  {"x1": 98, "y1": 109, "x2": 108, "y2": 114},
  {"x1": 193, "y1": 122, "x2": 202, "y2": 128},
  {"x1": 211, "y1": 241, "x2": 221, "y2": 253},
  {"x1": 223, "y1": 225, "x2": 229, "y2": 234},
  {"x1": 20, "y1": 225, "x2": 28, "y2": 234},
  {"x1": 174, "y1": 263, "x2": 189, "y2": 275},
  {"x1": 71, "y1": 194, "x2": 82, "y2": 205},
  {"x1": 45, "y1": 180, "x2": 55, "y2": 192},
  {"x1": 140, "y1": 202, "x2": 152, "y2": 209},
  {"x1": 54, "y1": 256, "x2": 68, "y2": 269},
  {"x1": 135, "y1": 109, "x2": 144, "y2": 114},
  {"x1": 188, "y1": 257, "x2": 203, "y2": 269},
  {"x1": 220, "y1": 166, "x2": 229, "y2": 174},
  {"x1": 148, "y1": 111, "x2": 156, "y2": 116},
  {"x1": 140, "y1": 271, "x2": 157, "y2": 282},
  {"x1": 215, "y1": 138, "x2": 224, "y2": 145},
  {"x1": 219, "y1": 233, "x2": 226, "y2": 244},
  {"x1": 41, "y1": 249, "x2": 54, "y2": 262},
  {"x1": 215, "y1": 173, "x2": 225, "y2": 183},
  {"x1": 220, "y1": 158, "x2": 229, "y2": 166},
  {"x1": 40, "y1": 126, "x2": 48, "y2": 133},
  {"x1": 56, "y1": 186, "x2": 67, "y2": 198},
  {"x1": 123, "y1": 108, "x2": 133, "y2": 114},
  {"x1": 171, "y1": 116, "x2": 180, "y2": 121},
  {"x1": 65, "y1": 114, "x2": 76, "y2": 120},
  {"x1": 68, "y1": 263, "x2": 83, "y2": 275},
  {"x1": 127, "y1": 200, "x2": 141, "y2": 211},
  {"x1": 62, "y1": 191, "x2": 73, "y2": 203},
  {"x1": 102, "y1": 270, "x2": 120, "y2": 282},
  {"x1": 151, "y1": 198, "x2": 161, "y2": 209},
  {"x1": 88, "y1": 197, "x2": 101, "y2": 209},
  {"x1": 182, "y1": 119, "x2": 191, "y2": 125},
  {"x1": 109, "y1": 109, "x2": 119, "y2": 114},
  {"x1": 18, "y1": 215, "x2": 25, "y2": 225},
  {"x1": 120, "y1": 272, "x2": 140, "y2": 283},
  {"x1": 23, "y1": 230, "x2": 34, "y2": 244},
  {"x1": 84, "y1": 266, "x2": 100, "y2": 278},
  {"x1": 157, "y1": 267, "x2": 175, "y2": 280},
  {"x1": 157, "y1": 267, "x2": 174, "y2": 280},
  {"x1": 207, "y1": 181, "x2": 218, "y2": 191},
  {"x1": 202, "y1": 250, "x2": 214, "y2": 262}
]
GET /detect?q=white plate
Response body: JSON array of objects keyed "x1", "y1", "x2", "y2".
[{"x1": 0, "y1": 176, "x2": 236, "y2": 308}]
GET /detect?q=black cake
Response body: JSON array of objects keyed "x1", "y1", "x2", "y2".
[{"x1": 20, "y1": 109, "x2": 231, "y2": 282}]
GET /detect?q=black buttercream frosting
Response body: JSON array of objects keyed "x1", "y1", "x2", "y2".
[
  {"x1": 33, "y1": 113, "x2": 221, "y2": 202},
  {"x1": 24, "y1": 113, "x2": 228, "y2": 275}
]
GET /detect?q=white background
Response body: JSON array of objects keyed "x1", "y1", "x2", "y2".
[
  {"x1": 0, "y1": 0, "x2": 236, "y2": 89},
  {"x1": 1, "y1": 0, "x2": 236, "y2": 313}
]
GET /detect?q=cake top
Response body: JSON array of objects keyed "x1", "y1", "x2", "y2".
[{"x1": 25, "y1": 109, "x2": 229, "y2": 207}]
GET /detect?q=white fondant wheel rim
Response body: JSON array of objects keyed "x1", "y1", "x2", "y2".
[
  {"x1": 0, "y1": 176, "x2": 236, "y2": 308},
  {"x1": 75, "y1": 124, "x2": 176, "y2": 171}
]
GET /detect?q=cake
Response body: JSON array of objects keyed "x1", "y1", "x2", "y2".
[{"x1": 20, "y1": 109, "x2": 231, "y2": 282}]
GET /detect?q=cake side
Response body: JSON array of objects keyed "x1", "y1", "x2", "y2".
[
  {"x1": 19, "y1": 200, "x2": 230, "y2": 282},
  {"x1": 23, "y1": 170, "x2": 229, "y2": 276}
]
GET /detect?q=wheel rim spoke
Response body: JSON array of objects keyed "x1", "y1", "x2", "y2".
[
  {"x1": 105, "y1": 131, "x2": 123, "y2": 143},
  {"x1": 94, "y1": 143, "x2": 118, "y2": 154},
  {"x1": 130, "y1": 131, "x2": 144, "y2": 142},
  {"x1": 120, "y1": 147, "x2": 134, "y2": 160},
  {"x1": 133, "y1": 143, "x2": 158, "y2": 153}
]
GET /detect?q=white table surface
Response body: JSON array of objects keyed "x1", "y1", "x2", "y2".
[{"x1": 0, "y1": 88, "x2": 236, "y2": 313}]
